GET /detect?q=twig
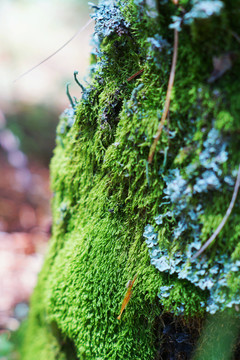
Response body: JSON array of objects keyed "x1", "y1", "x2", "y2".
[
  {"x1": 127, "y1": 69, "x2": 144, "y2": 82},
  {"x1": 191, "y1": 164, "x2": 240, "y2": 261},
  {"x1": 231, "y1": 31, "x2": 240, "y2": 44},
  {"x1": 148, "y1": 28, "x2": 179, "y2": 164},
  {"x1": 14, "y1": 18, "x2": 94, "y2": 82},
  {"x1": 117, "y1": 274, "x2": 137, "y2": 320}
]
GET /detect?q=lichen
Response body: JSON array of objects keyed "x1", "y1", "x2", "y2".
[
  {"x1": 144, "y1": 118, "x2": 240, "y2": 315},
  {"x1": 170, "y1": 0, "x2": 224, "y2": 31}
]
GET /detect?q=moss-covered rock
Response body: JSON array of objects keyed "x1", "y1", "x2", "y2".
[{"x1": 22, "y1": 0, "x2": 240, "y2": 359}]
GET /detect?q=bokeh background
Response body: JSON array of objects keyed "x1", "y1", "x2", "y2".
[{"x1": 0, "y1": 0, "x2": 94, "y2": 357}]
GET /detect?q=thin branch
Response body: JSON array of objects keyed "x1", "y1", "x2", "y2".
[
  {"x1": 191, "y1": 164, "x2": 240, "y2": 261},
  {"x1": 148, "y1": 28, "x2": 179, "y2": 164},
  {"x1": 127, "y1": 69, "x2": 144, "y2": 82},
  {"x1": 14, "y1": 18, "x2": 94, "y2": 82},
  {"x1": 231, "y1": 31, "x2": 240, "y2": 44},
  {"x1": 117, "y1": 274, "x2": 137, "y2": 320}
]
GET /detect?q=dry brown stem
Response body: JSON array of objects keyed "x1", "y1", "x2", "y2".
[
  {"x1": 127, "y1": 69, "x2": 144, "y2": 82},
  {"x1": 148, "y1": 28, "x2": 179, "y2": 163},
  {"x1": 14, "y1": 18, "x2": 94, "y2": 82},
  {"x1": 191, "y1": 164, "x2": 240, "y2": 261}
]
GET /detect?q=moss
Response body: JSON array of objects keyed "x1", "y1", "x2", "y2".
[
  {"x1": 193, "y1": 313, "x2": 240, "y2": 360},
  {"x1": 23, "y1": 0, "x2": 240, "y2": 359}
]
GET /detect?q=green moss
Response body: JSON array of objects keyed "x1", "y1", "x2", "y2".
[{"x1": 23, "y1": 0, "x2": 240, "y2": 359}]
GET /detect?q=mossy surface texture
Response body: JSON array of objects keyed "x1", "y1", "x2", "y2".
[{"x1": 23, "y1": 0, "x2": 240, "y2": 359}]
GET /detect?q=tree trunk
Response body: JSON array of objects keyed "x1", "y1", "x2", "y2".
[{"x1": 22, "y1": 0, "x2": 240, "y2": 359}]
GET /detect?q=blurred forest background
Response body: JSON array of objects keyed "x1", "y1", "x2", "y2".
[{"x1": 0, "y1": 0, "x2": 94, "y2": 357}]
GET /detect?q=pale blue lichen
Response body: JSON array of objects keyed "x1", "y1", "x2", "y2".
[
  {"x1": 144, "y1": 126, "x2": 239, "y2": 314},
  {"x1": 56, "y1": 107, "x2": 76, "y2": 147},
  {"x1": 90, "y1": 0, "x2": 130, "y2": 41},
  {"x1": 144, "y1": 225, "x2": 240, "y2": 314},
  {"x1": 185, "y1": 0, "x2": 224, "y2": 24},
  {"x1": 170, "y1": 0, "x2": 224, "y2": 31}
]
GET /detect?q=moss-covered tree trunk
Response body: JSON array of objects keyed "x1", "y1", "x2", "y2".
[{"x1": 22, "y1": 0, "x2": 240, "y2": 359}]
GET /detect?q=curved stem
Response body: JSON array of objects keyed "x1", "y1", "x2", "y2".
[
  {"x1": 66, "y1": 83, "x2": 75, "y2": 109},
  {"x1": 191, "y1": 164, "x2": 240, "y2": 261},
  {"x1": 14, "y1": 18, "x2": 93, "y2": 82}
]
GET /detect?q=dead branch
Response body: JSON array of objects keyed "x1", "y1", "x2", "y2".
[
  {"x1": 191, "y1": 164, "x2": 240, "y2": 261},
  {"x1": 148, "y1": 28, "x2": 179, "y2": 164},
  {"x1": 14, "y1": 18, "x2": 93, "y2": 82}
]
